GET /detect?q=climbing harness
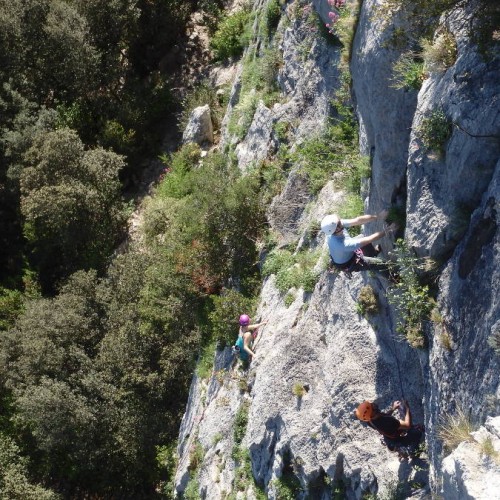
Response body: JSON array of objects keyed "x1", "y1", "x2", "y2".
[{"x1": 331, "y1": 248, "x2": 370, "y2": 278}]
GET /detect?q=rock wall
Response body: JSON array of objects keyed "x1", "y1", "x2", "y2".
[
  {"x1": 350, "y1": 0, "x2": 417, "y2": 233},
  {"x1": 442, "y1": 416, "x2": 500, "y2": 499},
  {"x1": 351, "y1": 0, "x2": 500, "y2": 496},
  {"x1": 406, "y1": 1, "x2": 500, "y2": 261},
  {"x1": 174, "y1": 0, "x2": 500, "y2": 498}
]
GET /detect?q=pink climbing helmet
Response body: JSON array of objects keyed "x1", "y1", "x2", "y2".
[{"x1": 239, "y1": 314, "x2": 250, "y2": 326}]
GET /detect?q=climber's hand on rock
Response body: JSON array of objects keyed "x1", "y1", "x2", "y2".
[
  {"x1": 392, "y1": 400, "x2": 401, "y2": 411},
  {"x1": 377, "y1": 209, "x2": 389, "y2": 221}
]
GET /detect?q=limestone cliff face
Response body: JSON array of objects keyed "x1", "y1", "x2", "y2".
[
  {"x1": 442, "y1": 416, "x2": 500, "y2": 499},
  {"x1": 174, "y1": 0, "x2": 500, "y2": 498},
  {"x1": 405, "y1": 1, "x2": 500, "y2": 261},
  {"x1": 350, "y1": 0, "x2": 417, "y2": 235}
]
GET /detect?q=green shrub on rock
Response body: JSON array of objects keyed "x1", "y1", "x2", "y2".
[{"x1": 210, "y1": 9, "x2": 252, "y2": 61}]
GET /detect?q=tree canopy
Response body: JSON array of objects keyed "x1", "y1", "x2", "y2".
[{"x1": 0, "y1": 0, "x2": 268, "y2": 497}]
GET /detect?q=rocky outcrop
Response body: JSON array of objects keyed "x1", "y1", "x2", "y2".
[
  {"x1": 442, "y1": 416, "x2": 500, "y2": 499},
  {"x1": 221, "y1": 0, "x2": 341, "y2": 173},
  {"x1": 182, "y1": 104, "x2": 214, "y2": 145},
  {"x1": 350, "y1": 0, "x2": 417, "y2": 234},
  {"x1": 406, "y1": 1, "x2": 500, "y2": 261},
  {"x1": 174, "y1": 0, "x2": 500, "y2": 498},
  {"x1": 175, "y1": 254, "x2": 427, "y2": 499}
]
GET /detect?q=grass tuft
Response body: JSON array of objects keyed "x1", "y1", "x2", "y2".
[{"x1": 438, "y1": 407, "x2": 474, "y2": 453}]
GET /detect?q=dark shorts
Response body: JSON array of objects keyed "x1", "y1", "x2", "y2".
[{"x1": 383, "y1": 426, "x2": 425, "y2": 458}]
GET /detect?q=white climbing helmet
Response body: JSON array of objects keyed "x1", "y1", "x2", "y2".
[{"x1": 321, "y1": 214, "x2": 340, "y2": 235}]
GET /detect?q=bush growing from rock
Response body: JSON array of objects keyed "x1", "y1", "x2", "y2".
[
  {"x1": 418, "y1": 108, "x2": 452, "y2": 155},
  {"x1": 265, "y1": 248, "x2": 321, "y2": 294},
  {"x1": 487, "y1": 323, "x2": 500, "y2": 356},
  {"x1": 391, "y1": 52, "x2": 426, "y2": 90},
  {"x1": 210, "y1": 9, "x2": 252, "y2": 61},
  {"x1": 479, "y1": 436, "x2": 499, "y2": 462},
  {"x1": 387, "y1": 240, "x2": 434, "y2": 348},
  {"x1": 272, "y1": 449, "x2": 303, "y2": 499},
  {"x1": 234, "y1": 401, "x2": 250, "y2": 446},
  {"x1": 422, "y1": 29, "x2": 457, "y2": 73},
  {"x1": 292, "y1": 382, "x2": 307, "y2": 398},
  {"x1": 188, "y1": 441, "x2": 205, "y2": 472},
  {"x1": 438, "y1": 407, "x2": 475, "y2": 452},
  {"x1": 284, "y1": 292, "x2": 295, "y2": 308},
  {"x1": 179, "y1": 80, "x2": 227, "y2": 132},
  {"x1": 357, "y1": 285, "x2": 379, "y2": 315},
  {"x1": 263, "y1": 249, "x2": 294, "y2": 277}
]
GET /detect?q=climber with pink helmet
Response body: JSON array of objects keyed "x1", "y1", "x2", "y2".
[{"x1": 234, "y1": 314, "x2": 267, "y2": 364}]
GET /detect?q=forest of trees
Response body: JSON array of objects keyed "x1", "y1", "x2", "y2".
[{"x1": 0, "y1": 0, "x2": 268, "y2": 497}]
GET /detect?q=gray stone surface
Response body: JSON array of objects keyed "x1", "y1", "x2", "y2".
[
  {"x1": 426, "y1": 156, "x2": 500, "y2": 489},
  {"x1": 182, "y1": 104, "x2": 214, "y2": 145},
  {"x1": 246, "y1": 271, "x2": 424, "y2": 499},
  {"x1": 442, "y1": 416, "x2": 500, "y2": 499},
  {"x1": 406, "y1": 2, "x2": 500, "y2": 260},
  {"x1": 235, "y1": 101, "x2": 274, "y2": 171},
  {"x1": 174, "y1": 0, "x2": 500, "y2": 498},
  {"x1": 351, "y1": 0, "x2": 417, "y2": 229}
]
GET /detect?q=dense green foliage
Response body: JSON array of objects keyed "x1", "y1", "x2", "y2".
[
  {"x1": 210, "y1": 8, "x2": 253, "y2": 61},
  {"x1": 0, "y1": 1, "x2": 211, "y2": 497},
  {"x1": 0, "y1": 432, "x2": 59, "y2": 499},
  {"x1": 0, "y1": 287, "x2": 24, "y2": 331},
  {"x1": 0, "y1": 254, "x2": 203, "y2": 496},
  {"x1": 147, "y1": 146, "x2": 266, "y2": 293},
  {"x1": 265, "y1": 0, "x2": 282, "y2": 35},
  {"x1": 20, "y1": 128, "x2": 128, "y2": 289},
  {"x1": 0, "y1": 0, "x2": 413, "y2": 496},
  {"x1": 0, "y1": 0, "x2": 195, "y2": 290},
  {"x1": 387, "y1": 240, "x2": 434, "y2": 348}
]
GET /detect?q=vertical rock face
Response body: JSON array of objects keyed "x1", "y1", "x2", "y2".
[
  {"x1": 174, "y1": 0, "x2": 500, "y2": 498},
  {"x1": 426, "y1": 159, "x2": 500, "y2": 489},
  {"x1": 182, "y1": 104, "x2": 214, "y2": 145},
  {"x1": 406, "y1": 2, "x2": 500, "y2": 261},
  {"x1": 350, "y1": 0, "x2": 418, "y2": 219}
]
